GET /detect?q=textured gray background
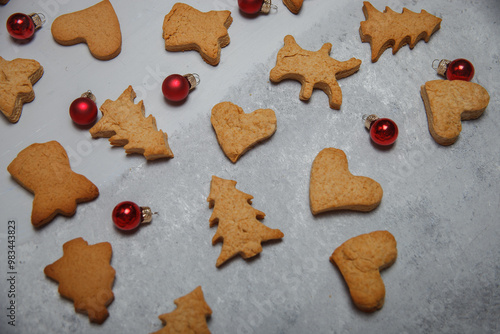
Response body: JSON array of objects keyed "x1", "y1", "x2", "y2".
[{"x1": 0, "y1": 0, "x2": 499, "y2": 333}]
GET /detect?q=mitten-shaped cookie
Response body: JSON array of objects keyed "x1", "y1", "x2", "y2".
[{"x1": 330, "y1": 230, "x2": 397, "y2": 312}]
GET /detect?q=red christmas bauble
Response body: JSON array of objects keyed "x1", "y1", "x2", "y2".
[
  {"x1": 370, "y1": 118, "x2": 398, "y2": 146},
  {"x1": 69, "y1": 97, "x2": 97, "y2": 125},
  {"x1": 7, "y1": 13, "x2": 35, "y2": 40},
  {"x1": 238, "y1": 0, "x2": 264, "y2": 14},
  {"x1": 162, "y1": 74, "x2": 190, "y2": 102},
  {"x1": 446, "y1": 58, "x2": 474, "y2": 81},
  {"x1": 112, "y1": 201, "x2": 142, "y2": 231}
]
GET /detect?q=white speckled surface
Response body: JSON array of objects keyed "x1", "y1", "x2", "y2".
[{"x1": 1, "y1": 0, "x2": 499, "y2": 333}]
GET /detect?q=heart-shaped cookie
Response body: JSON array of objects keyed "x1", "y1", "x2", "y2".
[
  {"x1": 51, "y1": 0, "x2": 121, "y2": 60},
  {"x1": 309, "y1": 148, "x2": 383, "y2": 214},
  {"x1": 211, "y1": 102, "x2": 277, "y2": 163},
  {"x1": 420, "y1": 80, "x2": 490, "y2": 145}
]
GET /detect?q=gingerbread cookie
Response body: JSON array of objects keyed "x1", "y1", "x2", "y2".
[
  {"x1": 330, "y1": 230, "x2": 397, "y2": 312},
  {"x1": 211, "y1": 102, "x2": 277, "y2": 163},
  {"x1": 89, "y1": 86, "x2": 173, "y2": 160},
  {"x1": 163, "y1": 3, "x2": 232, "y2": 66},
  {"x1": 309, "y1": 148, "x2": 382, "y2": 214},
  {"x1": 283, "y1": 0, "x2": 303, "y2": 14},
  {"x1": 0, "y1": 56, "x2": 43, "y2": 123},
  {"x1": 207, "y1": 176, "x2": 284, "y2": 267},
  {"x1": 153, "y1": 286, "x2": 212, "y2": 334},
  {"x1": 44, "y1": 237, "x2": 115, "y2": 324},
  {"x1": 360, "y1": 2, "x2": 442, "y2": 63},
  {"x1": 7, "y1": 141, "x2": 99, "y2": 227},
  {"x1": 270, "y1": 35, "x2": 361, "y2": 109},
  {"x1": 421, "y1": 80, "x2": 490, "y2": 146},
  {"x1": 51, "y1": 0, "x2": 122, "y2": 60}
]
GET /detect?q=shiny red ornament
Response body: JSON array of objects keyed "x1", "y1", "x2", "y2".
[
  {"x1": 112, "y1": 201, "x2": 153, "y2": 231},
  {"x1": 433, "y1": 58, "x2": 475, "y2": 82},
  {"x1": 238, "y1": 0, "x2": 273, "y2": 14},
  {"x1": 364, "y1": 114, "x2": 398, "y2": 146},
  {"x1": 69, "y1": 91, "x2": 97, "y2": 125},
  {"x1": 239, "y1": 0, "x2": 264, "y2": 14},
  {"x1": 446, "y1": 59, "x2": 475, "y2": 81},
  {"x1": 162, "y1": 73, "x2": 199, "y2": 102},
  {"x1": 6, "y1": 13, "x2": 44, "y2": 40}
]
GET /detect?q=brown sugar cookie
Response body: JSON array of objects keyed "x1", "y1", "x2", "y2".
[
  {"x1": 360, "y1": 1, "x2": 441, "y2": 62},
  {"x1": 421, "y1": 80, "x2": 490, "y2": 146},
  {"x1": 211, "y1": 101, "x2": 277, "y2": 163},
  {"x1": 89, "y1": 86, "x2": 173, "y2": 160},
  {"x1": 0, "y1": 56, "x2": 43, "y2": 123},
  {"x1": 309, "y1": 148, "x2": 382, "y2": 215},
  {"x1": 283, "y1": 0, "x2": 303, "y2": 14},
  {"x1": 51, "y1": 0, "x2": 122, "y2": 60},
  {"x1": 44, "y1": 237, "x2": 115, "y2": 324},
  {"x1": 152, "y1": 286, "x2": 212, "y2": 334},
  {"x1": 0, "y1": 0, "x2": 10, "y2": 5},
  {"x1": 270, "y1": 35, "x2": 361, "y2": 109},
  {"x1": 163, "y1": 3, "x2": 232, "y2": 66},
  {"x1": 330, "y1": 230, "x2": 397, "y2": 312},
  {"x1": 7, "y1": 141, "x2": 99, "y2": 227},
  {"x1": 207, "y1": 176, "x2": 284, "y2": 267}
]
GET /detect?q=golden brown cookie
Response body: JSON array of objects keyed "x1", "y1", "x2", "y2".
[
  {"x1": 360, "y1": 1, "x2": 441, "y2": 62},
  {"x1": 283, "y1": 0, "x2": 303, "y2": 14},
  {"x1": 309, "y1": 148, "x2": 382, "y2": 214},
  {"x1": 89, "y1": 86, "x2": 173, "y2": 160},
  {"x1": 207, "y1": 176, "x2": 284, "y2": 267},
  {"x1": 0, "y1": 56, "x2": 43, "y2": 123},
  {"x1": 44, "y1": 237, "x2": 115, "y2": 324},
  {"x1": 211, "y1": 101, "x2": 277, "y2": 163},
  {"x1": 163, "y1": 3, "x2": 232, "y2": 66},
  {"x1": 270, "y1": 35, "x2": 361, "y2": 109},
  {"x1": 330, "y1": 230, "x2": 397, "y2": 312},
  {"x1": 0, "y1": 0, "x2": 10, "y2": 5},
  {"x1": 7, "y1": 141, "x2": 99, "y2": 227},
  {"x1": 51, "y1": 0, "x2": 122, "y2": 60},
  {"x1": 152, "y1": 286, "x2": 212, "y2": 334},
  {"x1": 421, "y1": 80, "x2": 490, "y2": 145}
]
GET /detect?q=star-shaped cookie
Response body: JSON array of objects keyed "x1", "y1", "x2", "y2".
[
  {"x1": 0, "y1": 56, "x2": 43, "y2": 123},
  {"x1": 211, "y1": 101, "x2": 277, "y2": 163},
  {"x1": 7, "y1": 141, "x2": 99, "y2": 227},
  {"x1": 163, "y1": 3, "x2": 233, "y2": 66},
  {"x1": 270, "y1": 35, "x2": 361, "y2": 109},
  {"x1": 309, "y1": 148, "x2": 383, "y2": 214},
  {"x1": 153, "y1": 286, "x2": 212, "y2": 334},
  {"x1": 44, "y1": 237, "x2": 115, "y2": 324},
  {"x1": 89, "y1": 86, "x2": 173, "y2": 160}
]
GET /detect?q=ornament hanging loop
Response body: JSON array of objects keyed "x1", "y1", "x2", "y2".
[
  {"x1": 29, "y1": 13, "x2": 46, "y2": 30},
  {"x1": 432, "y1": 59, "x2": 451, "y2": 77},
  {"x1": 184, "y1": 73, "x2": 200, "y2": 91},
  {"x1": 81, "y1": 90, "x2": 96, "y2": 102},
  {"x1": 261, "y1": 0, "x2": 278, "y2": 14},
  {"x1": 140, "y1": 206, "x2": 153, "y2": 224},
  {"x1": 362, "y1": 114, "x2": 379, "y2": 130}
]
